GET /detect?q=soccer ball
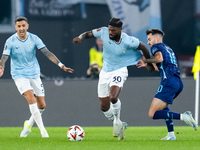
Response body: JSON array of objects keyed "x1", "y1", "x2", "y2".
[{"x1": 67, "y1": 125, "x2": 85, "y2": 141}]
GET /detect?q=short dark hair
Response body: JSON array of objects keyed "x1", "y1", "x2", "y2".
[
  {"x1": 15, "y1": 16, "x2": 28, "y2": 23},
  {"x1": 146, "y1": 28, "x2": 165, "y2": 37},
  {"x1": 109, "y1": 18, "x2": 123, "y2": 27}
]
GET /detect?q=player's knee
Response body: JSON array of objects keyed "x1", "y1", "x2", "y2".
[
  {"x1": 99, "y1": 100, "x2": 109, "y2": 111},
  {"x1": 110, "y1": 97, "x2": 118, "y2": 104},
  {"x1": 99, "y1": 97, "x2": 110, "y2": 111},
  {"x1": 38, "y1": 103, "x2": 46, "y2": 109},
  {"x1": 148, "y1": 111, "x2": 154, "y2": 119},
  {"x1": 100, "y1": 104, "x2": 109, "y2": 112}
]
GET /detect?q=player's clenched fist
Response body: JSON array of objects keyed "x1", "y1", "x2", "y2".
[{"x1": 73, "y1": 37, "x2": 81, "y2": 44}]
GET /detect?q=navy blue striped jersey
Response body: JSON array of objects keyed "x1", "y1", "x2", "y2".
[{"x1": 151, "y1": 43, "x2": 180, "y2": 80}]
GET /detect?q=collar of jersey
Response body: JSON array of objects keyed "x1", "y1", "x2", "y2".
[{"x1": 16, "y1": 32, "x2": 29, "y2": 42}]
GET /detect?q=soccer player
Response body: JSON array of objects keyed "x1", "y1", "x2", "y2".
[
  {"x1": 137, "y1": 28, "x2": 197, "y2": 140},
  {"x1": 73, "y1": 18, "x2": 154, "y2": 140},
  {"x1": 0, "y1": 17, "x2": 74, "y2": 138}
]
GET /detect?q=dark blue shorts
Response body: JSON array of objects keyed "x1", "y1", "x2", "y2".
[{"x1": 155, "y1": 76, "x2": 183, "y2": 104}]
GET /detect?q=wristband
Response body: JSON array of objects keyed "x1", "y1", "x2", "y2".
[
  {"x1": 58, "y1": 62, "x2": 64, "y2": 68},
  {"x1": 78, "y1": 33, "x2": 85, "y2": 40}
]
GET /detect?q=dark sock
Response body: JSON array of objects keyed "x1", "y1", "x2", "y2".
[
  {"x1": 163, "y1": 107, "x2": 174, "y2": 132},
  {"x1": 153, "y1": 109, "x2": 180, "y2": 120}
]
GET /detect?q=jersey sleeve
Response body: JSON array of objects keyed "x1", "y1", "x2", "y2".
[
  {"x1": 151, "y1": 45, "x2": 160, "y2": 55},
  {"x1": 2, "y1": 39, "x2": 11, "y2": 55},
  {"x1": 129, "y1": 36, "x2": 140, "y2": 49},
  {"x1": 92, "y1": 27, "x2": 106, "y2": 39},
  {"x1": 34, "y1": 35, "x2": 46, "y2": 50}
]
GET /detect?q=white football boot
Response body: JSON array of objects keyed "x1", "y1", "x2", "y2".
[
  {"x1": 41, "y1": 130, "x2": 49, "y2": 138},
  {"x1": 20, "y1": 120, "x2": 31, "y2": 137},
  {"x1": 182, "y1": 111, "x2": 198, "y2": 131},
  {"x1": 161, "y1": 135, "x2": 176, "y2": 140},
  {"x1": 113, "y1": 120, "x2": 123, "y2": 137},
  {"x1": 118, "y1": 122, "x2": 127, "y2": 140}
]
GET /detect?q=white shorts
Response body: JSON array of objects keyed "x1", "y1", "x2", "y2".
[
  {"x1": 98, "y1": 67, "x2": 128, "y2": 98},
  {"x1": 14, "y1": 77, "x2": 45, "y2": 96}
]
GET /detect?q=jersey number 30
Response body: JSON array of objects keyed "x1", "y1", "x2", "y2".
[{"x1": 113, "y1": 76, "x2": 122, "y2": 82}]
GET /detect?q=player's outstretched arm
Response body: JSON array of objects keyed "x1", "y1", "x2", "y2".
[
  {"x1": 136, "y1": 56, "x2": 155, "y2": 72},
  {"x1": 144, "y1": 52, "x2": 163, "y2": 64},
  {"x1": 137, "y1": 42, "x2": 150, "y2": 59},
  {"x1": 73, "y1": 31, "x2": 95, "y2": 44},
  {"x1": 136, "y1": 56, "x2": 147, "y2": 68},
  {"x1": 40, "y1": 47, "x2": 74, "y2": 73},
  {"x1": 137, "y1": 42, "x2": 154, "y2": 72},
  {"x1": 0, "y1": 55, "x2": 9, "y2": 77}
]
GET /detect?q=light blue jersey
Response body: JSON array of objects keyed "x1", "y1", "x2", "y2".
[
  {"x1": 3, "y1": 32, "x2": 45, "y2": 79},
  {"x1": 92, "y1": 27, "x2": 142, "y2": 72}
]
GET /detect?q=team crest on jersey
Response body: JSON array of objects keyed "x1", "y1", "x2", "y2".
[{"x1": 122, "y1": 48, "x2": 126, "y2": 53}]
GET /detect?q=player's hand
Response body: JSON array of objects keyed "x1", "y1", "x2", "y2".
[
  {"x1": 61, "y1": 65, "x2": 74, "y2": 73},
  {"x1": 136, "y1": 60, "x2": 155, "y2": 72},
  {"x1": 0, "y1": 66, "x2": 4, "y2": 77},
  {"x1": 73, "y1": 37, "x2": 81, "y2": 44},
  {"x1": 136, "y1": 59, "x2": 147, "y2": 68}
]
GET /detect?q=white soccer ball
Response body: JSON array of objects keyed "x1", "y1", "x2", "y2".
[{"x1": 67, "y1": 125, "x2": 85, "y2": 141}]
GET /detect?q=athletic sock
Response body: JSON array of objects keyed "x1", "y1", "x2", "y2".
[
  {"x1": 112, "y1": 99, "x2": 121, "y2": 121},
  {"x1": 103, "y1": 104, "x2": 114, "y2": 121},
  {"x1": 168, "y1": 131, "x2": 175, "y2": 137},
  {"x1": 164, "y1": 107, "x2": 174, "y2": 132},
  {"x1": 29, "y1": 103, "x2": 46, "y2": 133},
  {"x1": 153, "y1": 110, "x2": 180, "y2": 120},
  {"x1": 27, "y1": 108, "x2": 45, "y2": 127},
  {"x1": 180, "y1": 114, "x2": 185, "y2": 121}
]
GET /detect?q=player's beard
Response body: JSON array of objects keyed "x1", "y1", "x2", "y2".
[{"x1": 109, "y1": 34, "x2": 121, "y2": 42}]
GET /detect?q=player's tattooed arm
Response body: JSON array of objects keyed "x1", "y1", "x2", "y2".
[
  {"x1": 73, "y1": 31, "x2": 95, "y2": 43},
  {"x1": 40, "y1": 47, "x2": 74, "y2": 73},
  {"x1": 40, "y1": 47, "x2": 60, "y2": 65},
  {"x1": 0, "y1": 54, "x2": 9, "y2": 68},
  {"x1": 0, "y1": 54, "x2": 9, "y2": 77}
]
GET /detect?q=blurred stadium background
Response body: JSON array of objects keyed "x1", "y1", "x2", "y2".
[{"x1": 0, "y1": 0, "x2": 199, "y2": 127}]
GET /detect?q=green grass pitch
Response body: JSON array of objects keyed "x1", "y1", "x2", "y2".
[{"x1": 0, "y1": 126, "x2": 199, "y2": 150}]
